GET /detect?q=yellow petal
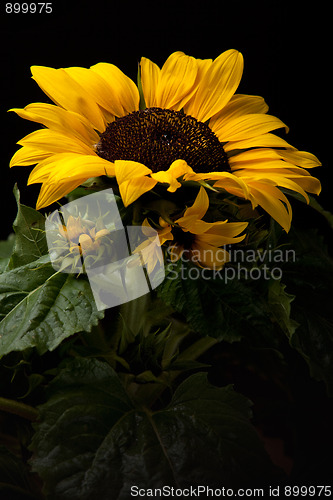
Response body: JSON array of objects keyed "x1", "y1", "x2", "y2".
[
  {"x1": 252, "y1": 174, "x2": 311, "y2": 203},
  {"x1": 36, "y1": 178, "x2": 83, "y2": 209},
  {"x1": 209, "y1": 94, "x2": 269, "y2": 132},
  {"x1": 29, "y1": 153, "x2": 114, "y2": 185},
  {"x1": 64, "y1": 66, "x2": 120, "y2": 121},
  {"x1": 79, "y1": 233, "x2": 94, "y2": 250},
  {"x1": 247, "y1": 182, "x2": 292, "y2": 232},
  {"x1": 10, "y1": 146, "x2": 52, "y2": 167},
  {"x1": 140, "y1": 52, "x2": 198, "y2": 110},
  {"x1": 119, "y1": 177, "x2": 157, "y2": 207},
  {"x1": 115, "y1": 159, "x2": 156, "y2": 206},
  {"x1": 17, "y1": 129, "x2": 94, "y2": 155},
  {"x1": 52, "y1": 155, "x2": 114, "y2": 182},
  {"x1": 139, "y1": 57, "x2": 160, "y2": 108},
  {"x1": 184, "y1": 49, "x2": 244, "y2": 122},
  {"x1": 234, "y1": 165, "x2": 311, "y2": 177},
  {"x1": 114, "y1": 160, "x2": 152, "y2": 185},
  {"x1": 151, "y1": 159, "x2": 195, "y2": 192},
  {"x1": 290, "y1": 175, "x2": 321, "y2": 195},
  {"x1": 31, "y1": 66, "x2": 106, "y2": 131},
  {"x1": 178, "y1": 186, "x2": 209, "y2": 225},
  {"x1": 90, "y1": 63, "x2": 140, "y2": 116},
  {"x1": 201, "y1": 171, "x2": 249, "y2": 198},
  {"x1": 229, "y1": 148, "x2": 287, "y2": 165},
  {"x1": 180, "y1": 219, "x2": 214, "y2": 235},
  {"x1": 142, "y1": 218, "x2": 173, "y2": 244},
  {"x1": 229, "y1": 151, "x2": 321, "y2": 195},
  {"x1": 191, "y1": 241, "x2": 230, "y2": 270},
  {"x1": 9, "y1": 103, "x2": 99, "y2": 145},
  {"x1": 224, "y1": 133, "x2": 295, "y2": 152},
  {"x1": 255, "y1": 173, "x2": 321, "y2": 198},
  {"x1": 277, "y1": 150, "x2": 321, "y2": 168},
  {"x1": 213, "y1": 113, "x2": 288, "y2": 142},
  {"x1": 202, "y1": 221, "x2": 248, "y2": 239},
  {"x1": 168, "y1": 243, "x2": 184, "y2": 263},
  {"x1": 152, "y1": 52, "x2": 198, "y2": 110},
  {"x1": 151, "y1": 172, "x2": 182, "y2": 192},
  {"x1": 33, "y1": 154, "x2": 115, "y2": 208}
]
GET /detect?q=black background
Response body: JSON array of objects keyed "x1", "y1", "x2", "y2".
[{"x1": 0, "y1": 0, "x2": 332, "y2": 487}]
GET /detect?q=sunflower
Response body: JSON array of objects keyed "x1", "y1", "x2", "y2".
[
  {"x1": 9, "y1": 50, "x2": 321, "y2": 232},
  {"x1": 47, "y1": 213, "x2": 113, "y2": 273},
  {"x1": 141, "y1": 187, "x2": 248, "y2": 270}
]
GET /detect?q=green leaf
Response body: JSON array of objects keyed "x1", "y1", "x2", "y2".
[
  {"x1": 30, "y1": 358, "x2": 281, "y2": 499},
  {"x1": 282, "y1": 227, "x2": 333, "y2": 394},
  {"x1": 9, "y1": 185, "x2": 48, "y2": 269},
  {"x1": 0, "y1": 257, "x2": 104, "y2": 356},
  {"x1": 268, "y1": 280, "x2": 299, "y2": 337},
  {"x1": 157, "y1": 260, "x2": 281, "y2": 343},
  {"x1": 0, "y1": 233, "x2": 15, "y2": 273}
]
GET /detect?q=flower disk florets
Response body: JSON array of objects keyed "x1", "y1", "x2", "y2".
[{"x1": 96, "y1": 107, "x2": 230, "y2": 173}]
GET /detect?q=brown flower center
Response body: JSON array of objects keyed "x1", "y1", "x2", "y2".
[{"x1": 96, "y1": 107, "x2": 229, "y2": 173}]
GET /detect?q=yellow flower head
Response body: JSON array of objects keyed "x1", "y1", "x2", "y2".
[
  {"x1": 9, "y1": 50, "x2": 321, "y2": 232},
  {"x1": 144, "y1": 187, "x2": 248, "y2": 270}
]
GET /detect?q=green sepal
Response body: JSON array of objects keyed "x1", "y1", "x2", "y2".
[{"x1": 137, "y1": 62, "x2": 146, "y2": 110}]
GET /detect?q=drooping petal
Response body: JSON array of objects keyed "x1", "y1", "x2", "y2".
[
  {"x1": 191, "y1": 241, "x2": 230, "y2": 269},
  {"x1": 114, "y1": 160, "x2": 152, "y2": 184},
  {"x1": 277, "y1": 150, "x2": 322, "y2": 168},
  {"x1": 119, "y1": 177, "x2": 157, "y2": 207},
  {"x1": 198, "y1": 221, "x2": 248, "y2": 246},
  {"x1": 247, "y1": 182, "x2": 292, "y2": 232},
  {"x1": 115, "y1": 160, "x2": 157, "y2": 206},
  {"x1": 142, "y1": 218, "x2": 173, "y2": 244},
  {"x1": 228, "y1": 149, "x2": 322, "y2": 201},
  {"x1": 151, "y1": 159, "x2": 197, "y2": 192},
  {"x1": 177, "y1": 186, "x2": 209, "y2": 226},
  {"x1": 201, "y1": 171, "x2": 250, "y2": 198},
  {"x1": 179, "y1": 219, "x2": 215, "y2": 235},
  {"x1": 290, "y1": 174, "x2": 321, "y2": 195}
]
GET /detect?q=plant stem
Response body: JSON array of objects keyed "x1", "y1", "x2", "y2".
[
  {"x1": 126, "y1": 336, "x2": 219, "y2": 408},
  {"x1": 0, "y1": 397, "x2": 39, "y2": 421}
]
